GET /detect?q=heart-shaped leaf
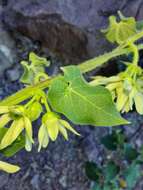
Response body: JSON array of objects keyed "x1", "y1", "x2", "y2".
[{"x1": 48, "y1": 66, "x2": 128, "y2": 126}]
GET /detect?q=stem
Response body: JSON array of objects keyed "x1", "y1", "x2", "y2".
[
  {"x1": 127, "y1": 30, "x2": 143, "y2": 44},
  {"x1": 0, "y1": 78, "x2": 53, "y2": 106},
  {"x1": 78, "y1": 44, "x2": 143, "y2": 73},
  {"x1": 0, "y1": 45, "x2": 143, "y2": 107},
  {"x1": 78, "y1": 46, "x2": 127, "y2": 73},
  {"x1": 129, "y1": 43, "x2": 139, "y2": 65}
]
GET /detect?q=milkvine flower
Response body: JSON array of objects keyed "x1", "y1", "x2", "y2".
[
  {"x1": 0, "y1": 105, "x2": 34, "y2": 151},
  {"x1": 38, "y1": 112, "x2": 80, "y2": 151},
  {"x1": 90, "y1": 64, "x2": 143, "y2": 114}
]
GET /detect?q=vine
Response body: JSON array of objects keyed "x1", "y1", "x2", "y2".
[{"x1": 0, "y1": 12, "x2": 143, "y2": 173}]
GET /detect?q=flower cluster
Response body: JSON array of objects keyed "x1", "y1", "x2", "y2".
[
  {"x1": 0, "y1": 105, "x2": 34, "y2": 151},
  {"x1": 38, "y1": 112, "x2": 80, "y2": 151},
  {"x1": 90, "y1": 64, "x2": 143, "y2": 114}
]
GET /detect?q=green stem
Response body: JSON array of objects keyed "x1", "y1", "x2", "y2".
[
  {"x1": 127, "y1": 30, "x2": 143, "y2": 44},
  {"x1": 0, "y1": 78, "x2": 53, "y2": 106},
  {"x1": 129, "y1": 43, "x2": 139, "y2": 65},
  {"x1": 1, "y1": 44, "x2": 143, "y2": 107},
  {"x1": 78, "y1": 46, "x2": 127, "y2": 73}
]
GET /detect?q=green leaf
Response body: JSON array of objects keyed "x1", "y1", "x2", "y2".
[
  {"x1": 0, "y1": 128, "x2": 25, "y2": 157},
  {"x1": 48, "y1": 66, "x2": 128, "y2": 126},
  {"x1": 1, "y1": 135, "x2": 25, "y2": 157},
  {"x1": 29, "y1": 52, "x2": 50, "y2": 67},
  {"x1": 101, "y1": 130, "x2": 125, "y2": 150},
  {"x1": 20, "y1": 52, "x2": 50, "y2": 84},
  {"x1": 85, "y1": 162, "x2": 102, "y2": 182},
  {"x1": 92, "y1": 184, "x2": 102, "y2": 190},
  {"x1": 136, "y1": 20, "x2": 143, "y2": 31},
  {"x1": 102, "y1": 14, "x2": 136, "y2": 44},
  {"x1": 124, "y1": 144, "x2": 139, "y2": 161},
  {"x1": 20, "y1": 61, "x2": 35, "y2": 84},
  {"x1": 124, "y1": 162, "x2": 141, "y2": 188},
  {"x1": 104, "y1": 161, "x2": 120, "y2": 181},
  {"x1": 103, "y1": 184, "x2": 112, "y2": 190},
  {"x1": 101, "y1": 133, "x2": 118, "y2": 150}
]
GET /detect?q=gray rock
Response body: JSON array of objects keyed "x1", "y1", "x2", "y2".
[
  {"x1": 0, "y1": 24, "x2": 17, "y2": 76},
  {"x1": 30, "y1": 174, "x2": 40, "y2": 190},
  {"x1": 2, "y1": 0, "x2": 128, "y2": 64},
  {"x1": 5, "y1": 64, "x2": 21, "y2": 81},
  {"x1": 0, "y1": 174, "x2": 9, "y2": 188}
]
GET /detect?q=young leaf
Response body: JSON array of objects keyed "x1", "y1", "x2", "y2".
[
  {"x1": 101, "y1": 133, "x2": 118, "y2": 150},
  {"x1": 102, "y1": 14, "x2": 136, "y2": 44},
  {"x1": 20, "y1": 52, "x2": 50, "y2": 84},
  {"x1": 124, "y1": 162, "x2": 141, "y2": 188},
  {"x1": 29, "y1": 52, "x2": 50, "y2": 67},
  {"x1": 85, "y1": 162, "x2": 102, "y2": 181},
  {"x1": 20, "y1": 61, "x2": 34, "y2": 84},
  {"x1": 101, "y1": 130, "x2": 125, "y2": 150},
  {"x1": 92, "y1": 184, "x2": 102, "y2": 190},
  {"x1": 48, "y1": 66, "x2": 128, "y2": 126},
  {"x1": 104, "y1": 161, "x2": 120, "y2": 181},
  {"x1": 124, "y1": 144, "x2": 139, "y2": 161}
]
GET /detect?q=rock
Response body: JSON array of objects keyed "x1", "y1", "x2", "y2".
[
  {"x1": 30, "y1": 174, "x2": 40, "y2": 190},
  {"x1": 81, "y1": 127, "x2": 108, "y2": 164},
  {"x1": 0, "y1": 174, "x2": 9, "y2": 188},
  {"x1": 0, "y1": 10, "x2": 17, "y2": 77},
  {"x1": 2, "y1": 0, "x2": 127, "y2": 64},
  {"x1": 121, "y1": 0, "x2": 143, "y2": 19},
  {"x1": 5, "y1": 64, "x2": 21, "y2": 81},
  {"x1": 59, "y1": 175, "x2": 67, "y2": 188}
]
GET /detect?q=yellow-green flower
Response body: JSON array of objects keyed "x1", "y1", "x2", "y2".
[
  {"x1": 0, "y1": 106, "x2": 12, "y2": 128},
  {"x1": 38, "y1": 112, "x2": 80, "y2": 151},
  {"x1": 0, "y1": 106, "x2": 34, "y2": 151},
  {"x1": 0, "y1": 161, "x2": 20, "y2": 173},
  {"x1": 90, "y1": 67, "x2": 143, "y2": 115}
]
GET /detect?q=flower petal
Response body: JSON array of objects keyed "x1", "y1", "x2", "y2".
[
  {"x1": 59, "y1": 125, "x2": 68, "y2": 140},
  {"x1": 0, "y1": 106, "x2": 9, "y2": 114},
  {"x1": 46, "y1": 120, "x2": 59, "y2": 141},
  {"x1": 60, "y1": 120, "x2": 80, "y2": 136},
  {"x1": 0, "y1": 161, "x2": 20, "y2": 173},
  {"x1": 134, "y1": 92, "x2": 143, "y2": 114},
  {"x1": 0, "y1": 114, "x2": 11, "y2": 128},
  {"x1": 24, "y1": 117, "x2": 34, "y2": 143},
  {"x1": 116, "y1": 87, "x2": 128, "y2": 111},
  {"x1": 25, "y1": 134, "x2": 32, "y2": 152},
  {"x1": 0, "y1": 118, "x2": 24, "y2": 150},
  {"x1": 38, "y1": 124, "x2": 49, "y2": 152}
]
